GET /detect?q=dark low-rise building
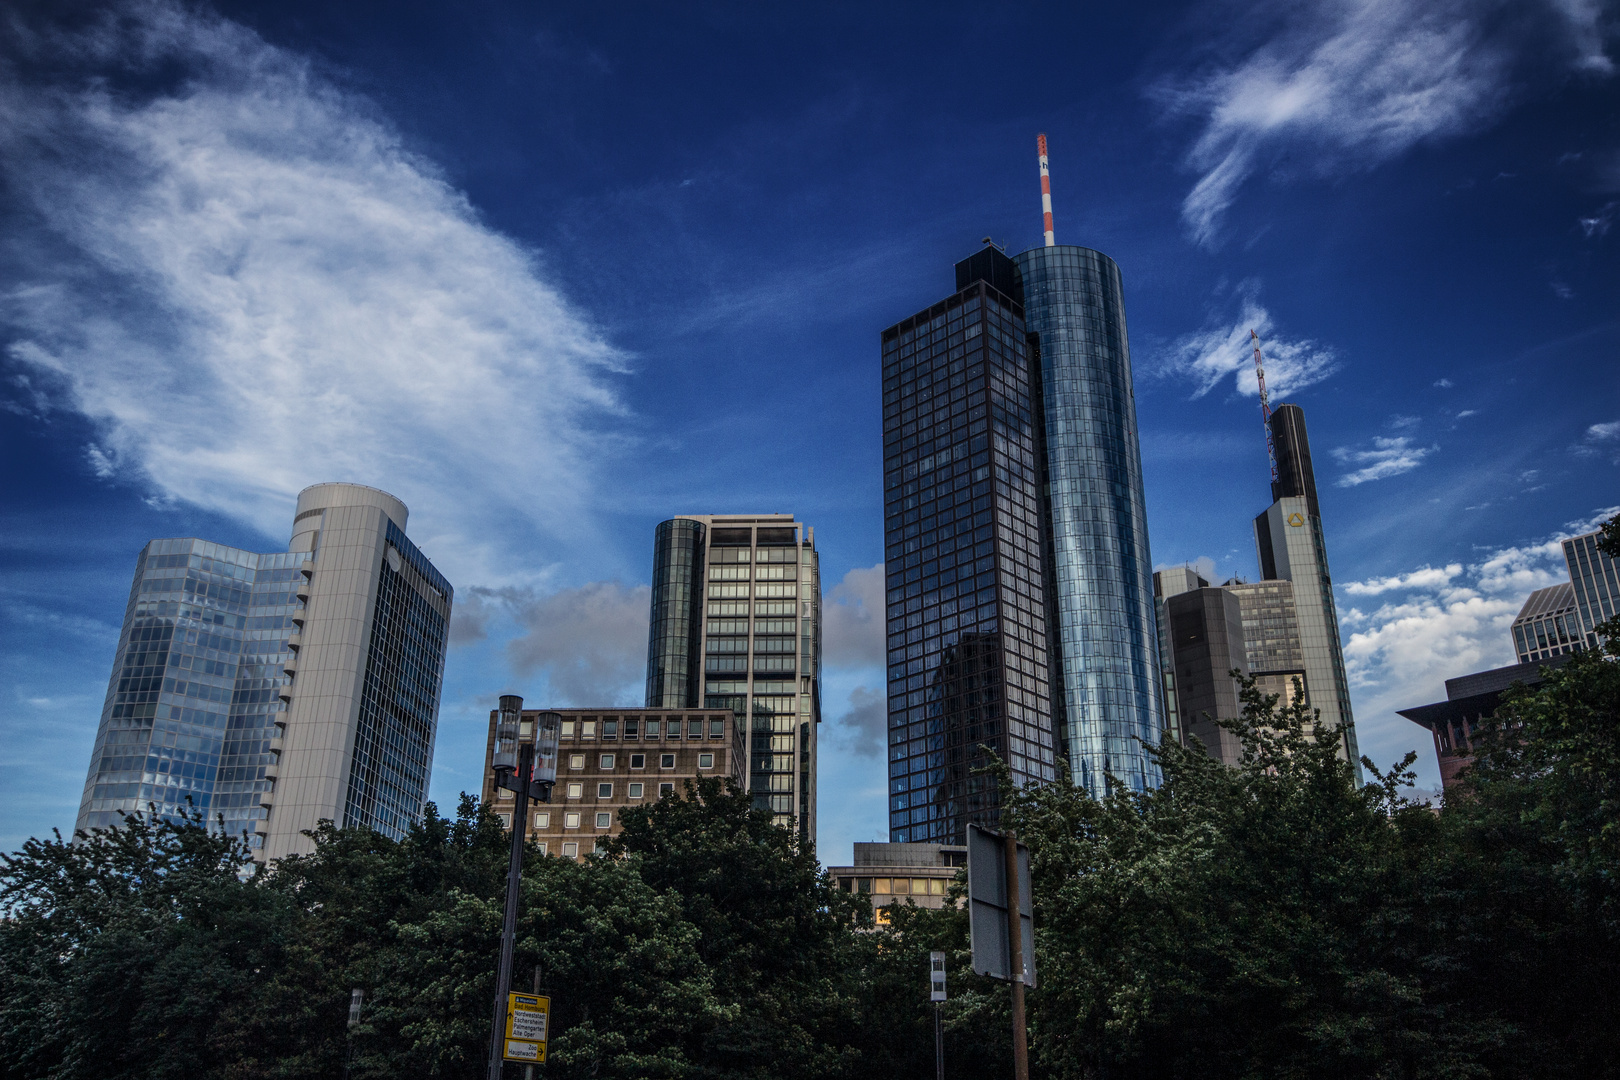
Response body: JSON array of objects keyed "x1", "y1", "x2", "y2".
[
  {"x1": 829, "y1": 842, "x2": 965, "y2": 924},
  {"x1": 1396, "y1": 657, "x2": 1569, "y2": 792}
]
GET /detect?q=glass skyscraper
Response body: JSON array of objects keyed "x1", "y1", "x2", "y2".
[
  {"x1": 76, "y1": 483, "x2": 452, "y2": 860},
  {"x1": 1562, "y1": 529, "x2": 1619, "y2": 646},
  {"x1": 644, "y1": 514, "x2": 821, "y2": 840},
  {"x1": 881, "y1": 244, "x2": 1161, "y2": 844}
]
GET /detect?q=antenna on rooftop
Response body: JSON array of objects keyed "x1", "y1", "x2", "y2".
[
  {"x1": 1037, "y1": 134, "x2": 1055, "y2": 247},
  {"x1": 1250, "y1": 329, "x2": 1278, "y2": 484}
]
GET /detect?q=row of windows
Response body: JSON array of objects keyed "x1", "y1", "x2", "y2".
[
  {"x1": 560, "y1": 751, "x2": 714, "y2": 771},
  {"x1": 838, "y1": 876, "x2": 951, "y2": 896},
  {"x1": 554, "y1": 717, "x2": 726, "y2": 740}
]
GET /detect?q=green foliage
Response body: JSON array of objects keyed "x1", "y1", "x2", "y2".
[{"x1": 4, "y1": 653, "x2": 1618, "y2": 1079}]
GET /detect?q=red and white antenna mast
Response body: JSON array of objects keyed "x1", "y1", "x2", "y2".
[
  {"x1": 1251, "y1": 329, "x2": 1278, "y2": 483},
  {"x1": 1037, "y1": 133, "x2": 1055, "y2": 246}
]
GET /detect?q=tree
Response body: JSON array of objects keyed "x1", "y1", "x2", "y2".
[
  {"x1": 1002, "y1": 679, "x2": 1502, "y2": 1080},
  {"x1": 0, "y1": 809, "x2": 285, "y2": 1080}
]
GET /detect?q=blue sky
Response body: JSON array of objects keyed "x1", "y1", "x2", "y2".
[{"x1": 2, "y1": 0, "x2": 1616, "y2": 861}]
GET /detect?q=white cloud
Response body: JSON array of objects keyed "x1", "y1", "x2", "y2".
[
  {"x1": 1434, "y1": 378, "x2": 1454, "y2": 388},
  {"x1": 1343, "y1": 563, "x2": 1463, "y2": 596},
  {"x1": 502, "y1": 581, "x2": 652, "y2": 706},
  {"x1": 1160, "y1": 0, "x2": 1614, "y2": 245},
  {"x1": 1332, "y1": 435, "x2": 1435, "y2": 486},
  {"x1": 1579, "y1": 201, "x2": 1617, "y2": 236},
  {"x1": 822, "y1": 564, "x2": 886, "y2": 670},
  {"x1": 1163, "y1": 296, "x2": 1339, "y2": 399},
  {"x1": 0, "y1": 1, "x2": 625, "y2": 587},
  {"x1": 1587, "y1": 420, "x2": 1620, "y2": 441}
]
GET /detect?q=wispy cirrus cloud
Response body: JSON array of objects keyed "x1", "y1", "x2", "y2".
[
  {"x1": 1162, "y1": 294, "x2": 1339, "y2": 399},
  {"x1": 1158, "y1": 0, "x2": 1616, "y2": 246},
  {"x1": 0, "y1": 0, "x2": 626, "y2": 586},
  {"x1": 1332, "y1": 435, "x2": 1435, "y2": 486}
]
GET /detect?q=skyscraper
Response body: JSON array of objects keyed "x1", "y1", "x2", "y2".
[
  {"x1": 881, "y1": 234, "x2": 1161, "y2": 843},
  {"x1": 643, "y1": 514, "x2": 820, "y2": 840},
  {"x1": 1562, "y1": 529, "x2": 1620, "y2": 646},
  {"x1": 1251, "y1": 405, "x2": 1361, "y2": 777},
  {"x1": 76, "y1": 483, "x2": 452, "y2": 861}
]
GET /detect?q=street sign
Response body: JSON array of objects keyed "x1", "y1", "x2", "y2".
[
  {"x1": 966, "y1": 824, "x2": 1036, "y2": 987},
  {"x1": 930, "y1": 951, "x2": 947, "y2": 1002},
  {"x1": 502, "y1": 993, "x2": 549, "y2": 1063}
]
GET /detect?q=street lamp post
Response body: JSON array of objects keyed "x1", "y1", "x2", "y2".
[{"x1": 486, "y1": 697, "x2": 560, "y2": 1080}]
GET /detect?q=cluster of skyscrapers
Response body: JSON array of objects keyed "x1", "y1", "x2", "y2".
[{"x1": 95, "y1": 139, "x2": 1566, "y2": 863}]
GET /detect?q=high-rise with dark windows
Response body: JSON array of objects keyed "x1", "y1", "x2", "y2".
[
  {"x1": 76, "y1": 483, "x2": 452, "y2": 861},
  {"x1": 644, "y1": 514, "x2": 820, "y2": 840},
  {"x1": 881, "y1": 242, "x2": 1161, "y2": 844}
]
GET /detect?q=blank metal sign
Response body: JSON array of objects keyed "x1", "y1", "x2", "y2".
[{"x1": 966, "y1": 823, "x2": 1036, "y2": 987}]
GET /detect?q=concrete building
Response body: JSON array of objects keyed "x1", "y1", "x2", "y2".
[
  {"x1": 481, "y1": 706, "x2": 743, "y2": 859},
  {"x1": 644, "y1": 515, "x2": 820, "y2": 840},
  {"x1": 828, "y1": 842, "x2": 966, "y2": 923},
  {"x1": 1251, "y1": 405, "x2": 1362, "y2": 780},
  {"x1": 1153, "y1": 571, "x2": 1248, "y2": 766},
  {"x1": 1511, "y1": 583, "x2": 1583, "y2": 664},
  {"x1": 881, "y1": 241, "x2": 1160, "y2": 844},
  {"x1": 76, "y1": 483, "x2": 452, "y2": 860}
]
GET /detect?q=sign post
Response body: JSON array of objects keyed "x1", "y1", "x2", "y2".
[
  {"x1": 486, "y1": 699, "x2": 561, "y2": 1080},
  {"x1": 502, "y1": 993, "x2": 550, "y2": 1064},
  {"x1": 967, "y1": 823, "x2": 1035, "y2": 1080}
]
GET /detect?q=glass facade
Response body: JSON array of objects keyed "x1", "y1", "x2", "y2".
[
  {"x1": 644, "y1": 516, "x2": 820, "y2": 839},
  {"x1": 882, "y1": 272, "x2": 1056, "y2": 844},
  {"x1": 77, "y1": 487, "x2": 452, "y2": 854},
  {"x1": 1563, "y1": 531, "x2": 1619, "y2": 647},
  {"x1": 344, "y1": 521, "x2": 450, "y2": 837},
  {"x1": 1013, "y1": 245, "x2": 1163, "y2": 795},
  {"x1": 645, "y1": 518, "x2": 706, "y2": 708},
  {"x1": 76, "y1": 540, "x2": 303, "y2": 844},
  {"x1": 1511, "y1": 582, "x2": 1582, "y2": 663}
]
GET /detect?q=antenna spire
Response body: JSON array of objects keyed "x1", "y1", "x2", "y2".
[
  {"x1": 1251, "y1": 329, "x2": 1278, "y2": 484},
  {"x1": 1037, "y1": 134, "x2": 1054, "y2": 247}
]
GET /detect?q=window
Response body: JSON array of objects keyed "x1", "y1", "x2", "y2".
[
  {"x1": 624, "y1": 719, "x2": 639, "y2": 738},
  {"x1": 661, "y1": 753, "x2": 676, "y2": 769},
  {"x1": 497, "y1": 813, "x2": 511, "y2": 829},
  {"x1": 874, "y1": 878, "x2": 891, "y2": 894},
  {"x1": 698, "y1": 753, "x2": 714, "y2": 769},
  {"x1": 566, "y1": 782, "x2": 583, "y2": 799},
  {"x1": 659, "y1": 782, "x2": 675, "y2": 797},
  {"x1": 709, "y1": 719, "x2": 725, "y2": 738},
  {"x1": 688, "y1": 720, "x2": 703, "y2": 738},
  {"x1": 628, "y1": 782, "x2": 644, "y2": 798},
  {"x1": 645, "y1": 719, "x2": 660, "y2": 737},
  {"x1": 496, "y1": 788, "x2": 514, "y2": 800},
  {"x1": 562, "y1": 842, "x2": 578, "y2": 857},
  {"x1": 599, "y1": 753, "x2": 615, "y2": 769},
  {"x1": 563, "y1": 812, "x2": 580, "y2": 829},
  {"x1": 569, "y1": 754, "x2": 585, "y2": 770},
  {"x1": 560, "y1": 720, "x2": 575, "y2": 738},
  {"x1": 581, "y1": 720, "x2": 597, "y2": 738},
  {"x1": 595, "y1": 812, "x2": 611, "y2": 828},
  {"x1": 597, "y1": 783, "x2": 613, "y2": 798},
  {"x1": 603, "y1": 720, "x2": 618, "y2": 739},
  {"x1": 536, "y1": 841, "x2": 547, "y2": 855},
  {"x1": 875, "y1": 906, "x2": 891, "y2": 926},
  {"x1": 630, "y1": 754, "x2": 645, "y2": 769},
  {"x1": 534, "y1": 812, "x2": 550, "y2": 828}
]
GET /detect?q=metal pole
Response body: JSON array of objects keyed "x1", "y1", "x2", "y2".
[
  {"x1": 934, "y1": 1001, "x2": 945, "y2": 1080},
  {"x1": 524, "y1": 966, "x2": 541, "y2": 1080},
  {"x1": 1004, "y1": 832, "x2": 1029, "y2": 1080},
  {"x1": 487, "y1": 741, "x2": 533, "y2": 1080}
]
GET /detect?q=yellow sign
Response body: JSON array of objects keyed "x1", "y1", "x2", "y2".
[
  {"x1": 503, "y1": 993, "x2": 549, "y2": 1063},
  {"x1": 1286, "y1": 512, "x2": 1305, "y2": 527}
]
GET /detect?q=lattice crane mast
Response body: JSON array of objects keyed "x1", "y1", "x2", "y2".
[{"x1": 1251, "y1": 329, "x2": 1278, "y2": 484}]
